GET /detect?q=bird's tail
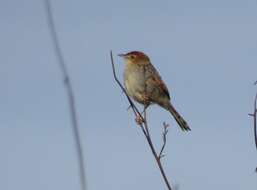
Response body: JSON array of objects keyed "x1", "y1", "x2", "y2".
[{"x1": 167, "y1": 103, "x2": 191, "y2": 132}]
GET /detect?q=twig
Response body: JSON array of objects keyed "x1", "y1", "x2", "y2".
[
  {"x1": 253, "y1": 93, "x2": 257, "y2": 172},
  {"x1": 249, "y1": 85, "x2": 257, "y2": 151},
  {"x1": 254, "y1": 93, "x2": 257, "y2": 151},
  {"x1": 249, "y1": 82, "x2": 257, "y2": 172},
  {"x1": 110, "y1": 51, "x2": 172, "y2": 190},
  {"x1": 159, "y1": 122, "x2": 169, "y2": 159},
  {"x1": 143, "y1": 108, "x2": 172, "y2": 190},
  {"x1": 44, "y1": 1, "x2": 87, "y2": 189}
]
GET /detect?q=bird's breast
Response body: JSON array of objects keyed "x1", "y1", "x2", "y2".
[{"x1": 123, "y1": 64, "x2": 145, "y2": 102}]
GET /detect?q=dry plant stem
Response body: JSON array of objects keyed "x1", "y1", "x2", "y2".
[
  {"x1": 249, "y1": 82, "x2": 257, "y2": 172},
  {"x1": 249, "y1": 87, "x2": 257, "y2": 151},
  {"x1": 110, "y1": 51, "x2": 172, "y2": 190},
  {"x1": 143, "y1": 108, "x2": 172, "y2": 190},
  {"x1": 254, "y1": 91, "x2": 257, "y2": 172},
  {"x1": 159, "y1": 123, "x2": 169, "y2": 159},
  {"x1": 44, "y1": 1, "x2": 86, "y2": 190},
  {"x1": 254, "y1": 93, "x2": 257, "y2": 151}
]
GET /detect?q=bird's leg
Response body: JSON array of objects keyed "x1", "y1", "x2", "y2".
[
  {"x1": 135, "y1": 95, "x2": 150, "y2": 125},
  {"x1": 135, "y1": 105, "x2": 149, "y2": 125},
  {"x1": 126, "y1": 105, "x2": 132, "y2": 111},
  {"x1": 141, "y1": 104, "x2": 149, "y2": 116}
]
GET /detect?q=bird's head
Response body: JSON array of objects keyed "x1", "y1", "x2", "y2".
[{"x1": 118, "y1": 51, "x2": 150, "y2": 65}]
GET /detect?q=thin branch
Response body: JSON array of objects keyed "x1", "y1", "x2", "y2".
[
  {"x1": 143, "y1": 108, "x2": 172, "y2": 190},
  {"x1": 110, "y1": 51, "x2": 172, "y2": 190},
  {"x1": 159, "y1": 122, "x2": 169, "y2": 159},
  {"x1": 249, "y1": 82, "x2": 257, "y2": 172},
  {"x1": 44, "y1": 1, "x2": 86, "y2": 189},
  {"x1": 253, "y1": 93, "x2": 257, "y2": 172},
  {"x1": 249, "y1": 84, "x2": 257, "y2": 151},
  {"x1": 254, "y1": 93, "x2": 257, "y2": 151}
]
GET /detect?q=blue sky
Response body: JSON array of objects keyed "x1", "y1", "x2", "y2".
[{"x1": 1, "y1": 0, "x2": 257, "y2": 189}]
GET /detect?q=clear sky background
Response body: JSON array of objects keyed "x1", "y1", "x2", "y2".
[{"x1": 1, "y1": 0, "x2": 257, "y2": 189}]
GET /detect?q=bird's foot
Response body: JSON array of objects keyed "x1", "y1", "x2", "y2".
[{"x1": 135, "y1": 114, "x2": 144, "y2": 125}]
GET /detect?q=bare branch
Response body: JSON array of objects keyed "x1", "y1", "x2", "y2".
[
  {"x1": 110, "y1": 51, "x2": 173, "y2": 190},
  {"x1": 254, "y1": 93, "x2": 257, "y2": 151},
  {"x1": 249, "y1": 81, "x2": 257, "y2": 172},
  {"x1": 44, "y1": 1, "x2": 87, "y2": 189},
  {"x1": 253, "y1": 94, "x2": 257, "y2": 174},
  {"x1": 249, "y1": 88, "x2": 257, "y2": 151},
  {"x1": 159, "y1": 122, "x2": 169, "y2": 159}
]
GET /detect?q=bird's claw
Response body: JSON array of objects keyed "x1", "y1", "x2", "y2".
[{"x1": 135, "y1": 114, "x2": 144, "y2": 125}]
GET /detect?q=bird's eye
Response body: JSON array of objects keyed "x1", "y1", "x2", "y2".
[{"x1": 130, "y1": 55, "x2": 135, "y2": 59}]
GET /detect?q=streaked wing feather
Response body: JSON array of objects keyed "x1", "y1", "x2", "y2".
[{"x1": 146, "y1": 63, "x2": 170, "y2": 100}]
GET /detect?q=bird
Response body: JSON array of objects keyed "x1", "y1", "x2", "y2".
[{"x1": 119, "y1": 51, "x2": 191, "y2": 132}]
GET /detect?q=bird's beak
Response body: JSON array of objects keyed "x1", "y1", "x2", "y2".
[{"x1": 118, "y1": 53, "x2": 126, "y2": 57}]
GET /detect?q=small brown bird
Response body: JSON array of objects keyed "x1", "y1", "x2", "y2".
[{"x1": 119, "y1": 51, "x2": 191, "y2": 131}]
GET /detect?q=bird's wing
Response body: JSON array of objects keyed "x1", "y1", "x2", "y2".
[{"x1": 145, "y1": 63, "x2": 170, "y2": 100}]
